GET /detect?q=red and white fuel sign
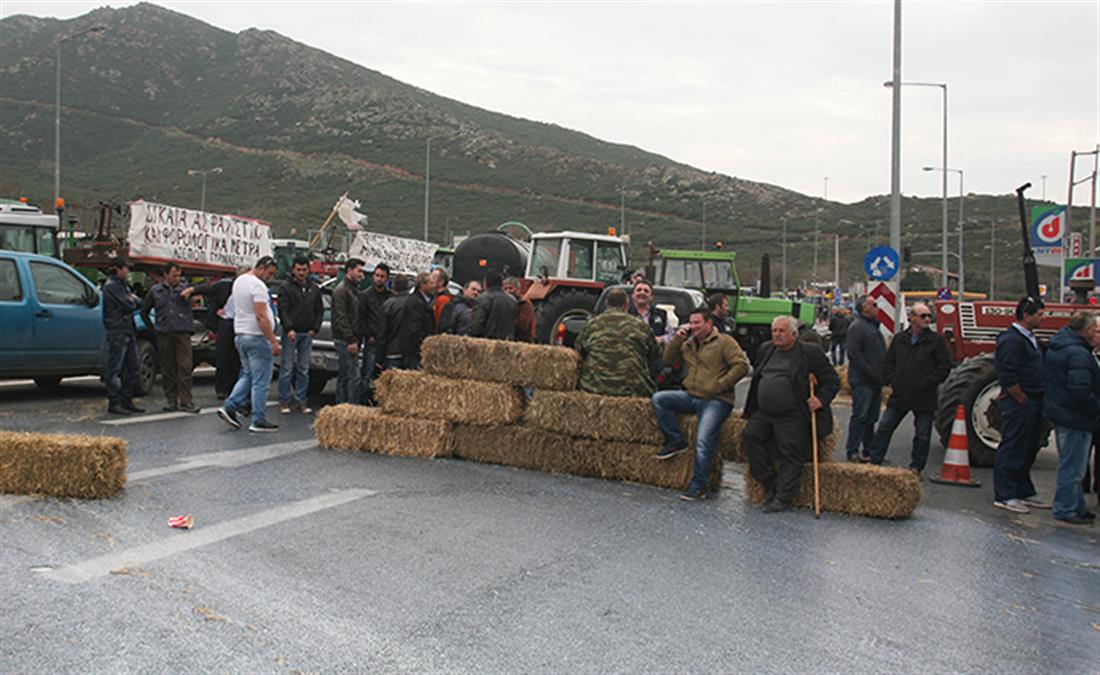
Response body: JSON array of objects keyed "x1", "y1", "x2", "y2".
[{"x1": 1032, "y1": 208, "x2": 1067, "y2": 246}]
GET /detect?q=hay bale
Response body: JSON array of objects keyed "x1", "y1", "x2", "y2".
[
  {"x1": 0, "y1": 430, "x2": 126, "y2": 498},
  {"x1": 837, "y1": 364, "x2": 850, "y2": 397},
  {"x1": 524, "y1": 391, "x2": 662, "y2": 443},
  {"x1": 420, "y1": 334, "x2": 580, "y2": 390},
  {"x1": 572, "y1": 439, "x2": 723, "y2": 492},
  {"x1": 375, "y1": 369, "x2": 524, "y2": 426},
  {"x1": 743, "y1": 462, "x2": 921, "y2": 519},
  {"x1": 452, "y1": 425, "x2": 576, "y2": 473},
  {"x1": 315, "y1": 404, "x2": 453, "y2": 458}
]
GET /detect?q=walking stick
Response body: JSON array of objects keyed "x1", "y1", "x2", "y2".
[{"x1": 810, "y1": 373, "x2": 821, "y2": 518}]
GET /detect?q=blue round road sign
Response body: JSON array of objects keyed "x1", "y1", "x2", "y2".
[{"x1": 864, "y1": 246, "x2": 900, "y2": 281}]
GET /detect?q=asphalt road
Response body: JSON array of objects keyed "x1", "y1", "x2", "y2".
[{"x1": 1, "y1": 374, "x2": 1098, "y2": 672}]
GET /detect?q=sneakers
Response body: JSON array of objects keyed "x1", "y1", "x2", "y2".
[
  {"x1": 162, "y1": 403, "x2": 179, "y2": 412},
  {"x1": 217, "y1": 407, "x2": 241, "y2": 430},
  {"x1": 679, "y1": 486, "x2": 707, "y2": 501},
  {"x1": 655, "y1": 442, "x2": 689, "y2": 460},
  {"x1": 1079, "y1": 510, "x2": 1097, "y2": 520},
  {"x1": 107, "y1": 404, "x2": 132, "y2": 416},
  {"x1": 280, "y1": 404, "x2": 292, "y2": 415},
  {"x1": 1019, "y1": 496, "x2": 1052, "y2": 510},
  {"x1": 993, "y1": 499, "x2": 1030, "y2": 514},
  {"x1": 762, "y1": 499, "x2": 792, "y2": 513},
  {"x1": 297, "y1": 404, "x2": 313, "y2": 415},
  {"x1": 1055, "y1": 514, "x2": 1094, "y2": 526},
  {"x1": 847, "y1": 453, "x2": 870, "y2": 464},
  {"x1": 122, "y1": 402, "x2": 145, "y2": 413},
  {"x1": 179, "y1": 402, "x2": 201, "y2": 414},
  {"x1": 280, "y1": 403, "x2": 313, "y2": 415},
  {"x1": 249, "y1": 420, "x2": 279, "y2": 433}
]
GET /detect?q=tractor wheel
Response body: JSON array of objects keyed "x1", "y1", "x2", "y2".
[
  {"x1": 535, "y1": 289, "x2": 598, "y2": 344},
  {"x1": 135, "y1": 339, "x2": 158, "y2": 397},
  {"x1": 935, "y1": 355, "x2": 1000, "y2": 467}
]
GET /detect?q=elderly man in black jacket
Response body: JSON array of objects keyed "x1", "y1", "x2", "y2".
[
  {"x1": 743, "y1": 315, "x2": 840, "y2": 512},
  {"x1": 469, "y1": 271, "x2": 518, "y2": 340},
  {"x1": 865, "y1": 303, "x2": 952, "y2": 475},
  {"x1": 844, "y1": 295, "x2": 887, "y2": 462},
  {"x1": 102, "y1": 257, "x2": 144, "y2": 415}
]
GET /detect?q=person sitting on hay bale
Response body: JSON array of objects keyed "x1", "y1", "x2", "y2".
[
  {"x1": 575, "y1": 287, "x2": 661, "y2": 398},
  {"x1": 743, "y1": 315, "x2": 840, "y2": 513},
  {"x1": 652, "y1": 306, "x2": 750, "y2": 501}
]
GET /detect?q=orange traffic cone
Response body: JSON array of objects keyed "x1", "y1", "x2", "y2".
[{"x1": 930, "y1": 404, "x2": 982, "y2": 487}]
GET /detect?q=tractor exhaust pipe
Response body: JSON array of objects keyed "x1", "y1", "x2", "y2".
[
  {"x1": 760, "y1": 254, "x2": 772, "y2": 297},
  {"x1": 1016, "y1": 183, "x2": 1041, "y2": 300}
]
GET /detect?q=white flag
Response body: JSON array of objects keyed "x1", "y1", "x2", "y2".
[{"x1": 336, "y1": 196, "x2": 367, "y2": 230}]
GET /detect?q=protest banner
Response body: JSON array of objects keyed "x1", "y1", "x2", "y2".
[
  {"x1": 348, "y1": 231, "x2": 438, "y2": 275},
  {"x1": 128, "y1": 200, "x2": 273, "y2": 272}
]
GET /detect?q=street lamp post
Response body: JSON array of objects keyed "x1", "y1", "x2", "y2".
[
  {"x1": 781, "y1": 220, "x2": 788, "y2": 293},
  {"x1": 924, "y1": 166, "x2": 964, "y2": 296},
  {"x1": 424, "y1": 138, "x2": 431, "y2": 242},
  {"x1": 54, "y1": 25, "x2": 106, "y2": 207},
  {"x1": 187, "y1": 167, "x2": 223, "y2": 213},
  {"x1": 885, "y1": 80, "x2": 948, "y2": 287}
]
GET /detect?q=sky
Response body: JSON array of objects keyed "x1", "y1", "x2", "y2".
[{"x1": 2, "y1": 1, "x2": 1097, "y2": 204}]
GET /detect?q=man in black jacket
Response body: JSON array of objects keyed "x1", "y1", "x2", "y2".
[
  {"x1": 102, "y1": 257, "x2": 144, "y2": 416},
  {"x1": 469, "y1": 271, "x2": 517, "y2": 340},
  {"x1": 141, "y1": 262, "x2": 200, "y2": 413},
  {"x1": 844, "y1": 295, "x2": 887, "y2": 462},
  {"x1": 331, "y1": 258, "x2": 365, "y2": 403},
  {"x1": 865, "y1": 303, "x2": 952, "y2": 474},
  {"x1": 391, "y1": 271, "x2": 436, "y2": 369},
  {"x1": 382, "y1": 275, "x2": 411, "y2": 369},
  {"x1": 358, "y1": 262, "x2": 393, "y2": 403},
  {"x1": 829, "y1": 307, "x2": 851, "y2": 365},
  {"x1": 440, "y1": 280, "x2": 481, "y2": 335},
  {"x1": 277, "y1": 256, "x2": 323, "y2": 414},
  {"x1": 191, "y1": 271, "x2": 241, "y2": 398},
  {"x1": 743, "y1": 315, "x2": 840, "y2": 512}
]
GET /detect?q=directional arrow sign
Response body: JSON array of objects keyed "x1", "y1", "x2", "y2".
[{"x1": 864, "y1": 246, "x2": 900, "y2": 281}]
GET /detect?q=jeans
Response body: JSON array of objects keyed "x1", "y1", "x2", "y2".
[
  {"x1": 1054, "y1": 426, "x2": 1090, "y2": 519},
  {"x1": 652, "y1": 390, "x2": 733, "y2": 491},
  {"x1": 831, "y1": 339, "x2": 846, "y2": 365},
  {"x1": 334, "y1": 342, "x2": 360, "y2": 404},
  {"x1": 358, "y1": 342, "x2": 378, "y2": 402},
  {"x1": 225, "y1": 334, "x2": 274, "y2": 425},
  {"x1": 845, "y1": 384, "x2": 881, "y2": 458},
  {"x1": 277, "y1": 331, "x2": 312, "y2": 405},
  {"x1": 104, "y1": 331, "x2": 138, "y2": 406},
  {"x1": 866, "y1": 406, "x2": 934, "y2": 471},
  {"x1": 993, "y1": 395, "x2": 1043, "y2": 503}
]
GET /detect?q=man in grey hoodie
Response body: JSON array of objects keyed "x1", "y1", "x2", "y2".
[{"x1": 844, "y1": 295, "x2": 887, "y2": 463}]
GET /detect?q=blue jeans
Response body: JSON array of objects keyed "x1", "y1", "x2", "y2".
[
  {"x1": 104, "y1": 331, "x2": 138, "y2": 406},
  {"x1": 277, "y1": 331, "x2": 312, "y2": 405},
  {"x1": 867, "y1": 406, "x2": 934, "y2": 471},
  {"x1": 225, "y1": 334, "x2": 274, "y2": 425},
  {"x1": 334, "y1": 342, "x2": 360, "y2": 404},
  {"x1": 845, "y1": 384, "x2": 881, "y2": 458},
  {"x1": 358, "y1": 342, "x2": 378, "y2": 402},
  {"x1": 831, "y1": 340, "x2": 846, "y2": 365},
  {"x1": 1054, "y1": 426, "x2": 1090, "y2": 519},
  {"x1": 652, "y1": 390, "x2": 733, "y2": 491},
  {"x1": 993, "y1": 396, "x2": 1043, "y2": 503}
]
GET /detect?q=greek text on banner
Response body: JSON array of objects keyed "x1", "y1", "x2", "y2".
[{"x1": 128, "y1": 201, "x2": 273, "y2": 271}]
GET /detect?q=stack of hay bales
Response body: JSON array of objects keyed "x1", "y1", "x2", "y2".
[
  {"x1": 742, "y1": 463, "x2": 922, "y2": 519},
  {"x1": 0, "y1": 430, "x2": 126, "y2": 498}
]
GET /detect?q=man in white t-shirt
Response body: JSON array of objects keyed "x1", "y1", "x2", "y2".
[{"x1": 218, "y1": 256, "x2": 281, "y2": 432}]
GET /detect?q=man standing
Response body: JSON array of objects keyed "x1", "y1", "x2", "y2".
[
  {"x1": 439, "y1": 280, "x2": 481, "y2": 335},
  {"x1": 503, "y1": 276, "x2": 536, "y2": 342},
  {"x1": 743, "y1": 315, "x2": 839, "y2": 512},
  {"x1": 706, "y1": 293, "x2": 735, "y2": 337},
  {"x1": 141, "y1": 262, "x2": 200, "y2": 413},
  {"x1": 358, "y1": 263, "x2": 392, "y2": 403},
  {"x1": 993, "y1": 296, "x2": 1050, "y2": 514},
  {"x1": 844, "y1": 295, "x2": 886, "y2": 463},
  {"x1": 277, "y1": 256, "x2": 323, "y2": 414},
  {"x1": 191, "y1": 269, "x2": 242, "y2": 399},
  {"x1": 217, "y1": 256, "x2": 281, "y2": 432},
  {"x1": 630, "y1": 280, "x2": 672, "y2": 343},
  {"x1": 381, "y1": 275, "x2": 411, "y2": 369},
  {"x1": 865, "y1": 303, "x2": 952, "y2": 475},
  {"x1": 829, "y1": 307, "x2": 851, "y2": 365},
  {"x1": 1043, "y1": 311, "x2": 1099, "y2": 525},
  {"x1": 102, "y1": 257, "x2": 144, "y2": 416},
  {"x1": 469, "y1": 271, "x2": 517, "y2": 340},
  {"x1": 331, "y1": 258, "x2": 365, "y2": 403},
  {"x1": 575, "y1": 288, "x2": 661, "y2": 397},
  {"x1": 392, "y1": 271, "x2": 436, "y2": 370},
  {"x1": 431, "y1": 268, "x2": 452, "y2": 331},
  {"x1": 652, "y1": 307, "x2": 749, "y2": 501}
]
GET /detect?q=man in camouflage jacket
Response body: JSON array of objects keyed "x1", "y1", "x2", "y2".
[{"x1": 574, "y1": 288, "x2": 661, "y2": 397}]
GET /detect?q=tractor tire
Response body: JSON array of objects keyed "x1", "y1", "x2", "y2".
[
  {"x1": 135, "y1": 339, "x2": 158, "y2": 397},
  {"x1": 935, "y1": 355, "x2": 1000, "y2": 467},
  {"x1": 535, "y1": 289, "x2": 598, "y2": 344}
]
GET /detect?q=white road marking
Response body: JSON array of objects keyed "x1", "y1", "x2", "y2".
[
  {"x1": 39, "y1": 489, "x2": 377, "y2": 584},
  {"x1": 0, "y1": 368, "x2": 216, "y2": 390},
  {"x1": 0, "y1": 495, "x2": 40, "y2": 512},
  {"x1": 101, "y1": 401, "x2": 277, "y2": 426},
  {"x1": 128, "y1": 439, "x2": 317, "y2": 482}
]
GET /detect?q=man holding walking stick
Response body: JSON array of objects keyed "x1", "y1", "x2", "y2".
[{"x1": 743, "y1": 315, "x2": 839, "y2": 513}]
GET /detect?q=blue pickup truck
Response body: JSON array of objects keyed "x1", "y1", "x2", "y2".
[{"x1": 0, "y1": 251, "x2": 163, "y2": 393}]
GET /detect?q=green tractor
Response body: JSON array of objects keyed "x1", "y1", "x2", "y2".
[{"x1": 648, "y1": 249, "x2": 814, "y2": 362}]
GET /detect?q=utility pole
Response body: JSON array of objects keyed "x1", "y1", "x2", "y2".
[
  {"x1": 700, "y1": 201, "x2": 707, "y2": 250},
  {"x1": 834, "y1": 234, "x2": 840, "y2": 290},
  {"x1": 990, "y1": 220, "x2": 995, "y2": 299},
  {"x1": 781, "y1": 220, "x2": 788, "y2": 293},
  {"x1": 620, "y1": 184, "x2": 625, "y2": 235},
  {"x1": 423, "y1": 137, "x2": 431, "y2": 242},
  {"x1": 889, "y1": 0, "x2": 903, "y2": 304}
]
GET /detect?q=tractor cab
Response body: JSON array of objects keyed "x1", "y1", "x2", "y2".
[
  {"x1": 651, "y1": 249, "x2": 739, "y2": 295},
  {"x1": 526, "y1": 231, "x2": 627, "y2": 285}
]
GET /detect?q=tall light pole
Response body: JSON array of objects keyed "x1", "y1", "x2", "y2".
[
  {"x1": 814, "y1": 176, "x2": 828, "y2": 284},
  {"x1": 187, "y1": 167, "x2": 222, "y2": 213},
  {"x1": 990, "y1": 219, "x2": 995, "y2": 299},
  {"x1": 924, "y1": 166, "x2": 964, "y2": 295},
  {"x1": 886, "y1": 79, "x2": 947, "y2": 287},
  {"x1": 619, "y1": 184, "x2": 625, "y2": 235},
  {"x1": 423, "y1": 137, "x2": 431, "y2": 242},
  {"x1": 54, "y1": 24, "x2": 106, "y2": 208},
  {"x1": 888, "y1": 0, "x2": 902, "y2": 298},
  {"x1": 781, "y1": 220, "x2": 788, "y2": 293},
  {"x1": 700, "y1": 201, "x2": 707, "y2": 250}
]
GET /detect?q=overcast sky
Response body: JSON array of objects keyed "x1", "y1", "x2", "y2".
[{"x1": 3, "y1": 1, "x2": 1097, "y2": 204}]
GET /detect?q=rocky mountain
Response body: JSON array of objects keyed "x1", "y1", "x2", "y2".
[{"x1": 0, "y1": 3, "x2": 1078, "y2": 291}]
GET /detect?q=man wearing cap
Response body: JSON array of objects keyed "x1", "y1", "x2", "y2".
[{"x1": 101, "y1": 257, "x2": 144, "y2": 416}]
